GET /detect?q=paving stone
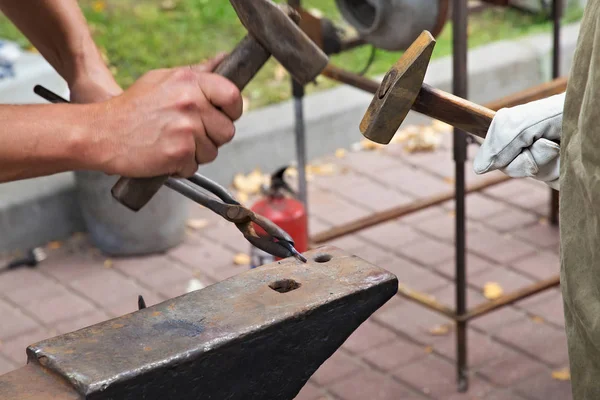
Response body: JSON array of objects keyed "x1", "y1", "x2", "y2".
[
  {"x1": 514, "y1": 222, "x2": 560, "y2": 249},
  {"x1": 133, "y1": 261, "x2": 196, "y2": 290},
  {"x1": 69, "y1": 268, "x2": 147, "y2": 307},
  {"x1": 294, "y1": 381, "x2": 328, "y2": 400},
  {"x1": 513, "y1": 370, "x2": 573, "y2": 400},
  {"x1": 373, "y1": 300, "x2": 451, "y2": 346},
  {"x1": 484, "y1": 179, "x2": 543, "y2": 201},
  {"x1": 463, "y1": 194, "x2": 510, "y2": 221},
  {"x1": 309, "y1": 217, "x2": 332, "y2": 237},
  {"x1": 511, "y1": 251, "x2": 560, "y2": 281},
  {"x1": 103, "y1": 288, "x2": 167, "y2": 318},
  {"x1": 0, "y1": 268, "x2": 56, "y2": 294},
  {"x1": 38, "y1": 252, "x2": 106, "y2": 283},
  {"x1": 402, "y1": 207, "x2": 449, "y2": 226},
  {"x1": 477, "y1": 348, "x2": 548, "y2": 387},
  {"x1": 465, "y1": 161, "x2": 507, "y2": 187},
  {"x1": 350, "y1": 245, "x2": 396, "y2": 266},
  {"x1": 394, "y1": 355, "x2": 457, "y2": 398},
  {"x1": 311, "y1": 350, "x2": 363, "y2": 385},
  {"x1": 3, "y1": 277, "x2": 66, "y2": 308},
  {"x1": 442, "y1": 375, "x2": 496, "y2": 400},
  {"x1": 324, "y1": 235, "x2": 370, "y2": 252},
  {"x1": 307, "y1": 188, "x2": 371, "y2": 226},
  {"x1": 329, "y1": 369, "x2": 418, "y2": 400},
  {"x1": 493, "y1": 317, "x2": 569, "y2": 367},
  {"x1": 0, "y1": 354, "x2": 16, "y2": 375},
  {"x1": 167, "y1": 236, "x2": 236, "y2": 276},
  {"x1": 311, "y1": 170, "x2": 372, "y2": 193},
  {"x1": 398, "y1": 235, "x2": 455, "y2": 266},
  {"x1": 342, "y1": 320, "x2": 397, "y2": 355},
  {"x1": 468, "y1": 266, "x2": 535, "y2": 293},
  {"x1": 414, "y1": 213, "x2": 481, "y2": 243},
  {"x1": 338, "y1": 150, "x2": 407, "y2": 179},
  {"x1": 400, "y1": 150, "x2": 453, "y2": 179},
  {"x1": 0, "y1": 299, "x2": 39, "y2": 340},
  {"x1": 54, "y1": 310, "x2": 111, "y2": 335},
  {"x1": 434, "y1": 329, "x2": 509, "y2": 368},
  {"x1": 503, "y1": 186, "x2": 551, "y2": 215},
  {"x1": 483, "y1": 390, "x2": 529, "y2": 400},
  {"x1": 466, "y1": 228, "x2": 537, "y2": 264},
  {"x1": 357, "y1": 221, "x2": 421, "y2": 251},
  {"x1": 21, "y1": 291, "x2": 95, "y2": 325},
  {"x1": 363, "y1": 335, "x2": 431, "y2": 373},
  {"x1": 156, "y1": 275, "x2": 216, "y2": 300},
  {"x1": 113, "y1": 254, "x2": 174, "y2": 280},
  {"x1": 469, "y1": 306, "x2": 525, "y2": 333},
  {"x1": 378, "y1": 257, "x2": 449, "y2": 293},
  {"x1": 377, "y1": 167, "x2": 452, "y2": 198},
  {"x1": 520, "y1": 292, "x2": 565, "y2": 328},
  {"x1": 484, "y1": 208, "x2": 539, "y2": 233},
  {"x1": 433, "y1": 252, "x2": 495, "y2": 280},
  {"x1": 1, "y1": 329, "x2": 53, "y2": 365}
]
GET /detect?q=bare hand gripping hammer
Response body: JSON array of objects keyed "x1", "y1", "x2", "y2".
[{"x1": 111, "y1": 0, "x2": 328, "y2": 212}]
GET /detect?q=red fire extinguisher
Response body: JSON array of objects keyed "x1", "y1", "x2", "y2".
[{"x1": 249, "y1": 166, "x2": 308, "y2": 268}]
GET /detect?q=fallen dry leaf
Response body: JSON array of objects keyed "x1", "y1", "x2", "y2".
[
  {"x1": 444, "y1": 177, "x2": 455, "y2": 184},
  {"x1": 104, "y1": 259, "x2": 113, "y2": 268},
  {"x1": 232, "y1": 169, "x2": 269, "y2": 195},
  {"x1": 530, "y1": 315, "x2": 545, "y2": 323},
  {"x1": 551, "y1": 368, "x2": 570, "y2": 381},
  {"x1": 233, "y1": 253, "x2": 251, "y2": 265},
  {"x1": 424, "y1": 346, "x2": 434, "y2": 354},
  {"x1": 307, "y1": 163, "x2": 336, "y2": 176},
  {"x1": 237, "y1": 191, "x2": 250, "y2": 205},
  {"x1": 429, "y1": 324, "x2": 451, "y2": 336},
  {"x1": 186, "y1": 219, "x2": 209, "y2": 231},
  {"x1": 92, "y1": 0, "x2": 106, "y2": 12},
  {"x1": 47, "y1": 241, "x2": 62, "y2": 250},
  {"x1": 404, "y1": 127, "x2": 442, "y2": 153},
  {"x1": 483, "y1": 282, "x2": 504, "y2": 300},
  {"x1": 335, "y1": 148, "x2": 347, "y2": 159},
  {"x1": 360, "y1": 138, "x2": 384, "y2": 151},
  {"x1": 431, "y1": 120, "x2": 452, "y2": 133}
]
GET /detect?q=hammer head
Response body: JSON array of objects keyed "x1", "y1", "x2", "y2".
[
  {"x1": 360, "y1": 31, "x2": 436, "y2": 144},
  {"x1": 230, "y1": 0, "x2": 328, "y2": 85}
]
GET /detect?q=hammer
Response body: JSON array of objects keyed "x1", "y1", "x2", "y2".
[
  {"x1": 360, "y1": 31, "x2": 507, "y2": 144},
  {"x1": 111, "y1": 0, "x2": 328, "y2": 212}
]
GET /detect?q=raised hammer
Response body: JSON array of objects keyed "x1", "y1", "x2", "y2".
[
  {"x1": 360, "y1": 31, "x2": 501, "y2": 144},
  {"x1": 111, "y1": 0, "x2": 328, "y2": 212}
]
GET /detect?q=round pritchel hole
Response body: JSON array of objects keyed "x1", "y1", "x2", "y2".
[
  {"x1": 269, "y1": 279, "x2": 301, "y2": 293},
  {"x1": 313, "y1": 254, "x2": 332, "y2": 263}
]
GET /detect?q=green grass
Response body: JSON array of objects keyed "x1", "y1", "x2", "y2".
[{"x1": 0, "y1": 1, "x2": 583, "y2": 110}]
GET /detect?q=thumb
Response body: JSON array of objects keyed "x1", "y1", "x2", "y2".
[{"x1": 192, "y1": 52, "x2": 228, "y2": 73}]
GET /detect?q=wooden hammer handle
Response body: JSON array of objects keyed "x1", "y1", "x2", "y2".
[
  {"x1": 412, "y1": 83, "x2": 496, "y2": 139},
  {"x1": 111, "y1": 35, "x2": 270, "y2": 211}
]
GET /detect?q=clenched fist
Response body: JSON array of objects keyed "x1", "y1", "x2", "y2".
[{"x1": 83, "y1": 55, "x2": 243, "y2": 178}]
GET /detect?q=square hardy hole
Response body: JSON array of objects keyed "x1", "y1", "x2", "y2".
[{"x1": 269, "y1": 279, "x2": 301, "y2": 293}]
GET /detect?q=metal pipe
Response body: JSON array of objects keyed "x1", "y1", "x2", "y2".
[
  {"x1": 550, "y1": 0, "x2": 562, "y2": 226},
  {"x1": 397, "y1": 284, "x2": 456, "y2": 319},
  {"x1": 460, "y1": 275, "x2": 560, "y2": 321},
  {"x1": 310, "y1": 174, "x2": 511, "y2": 246},
  {"x1": 292, "y1": 80, "x2": 309, "y2": 211},
  {"x1": 452, "y1": 0, "x2": 469, "y2": 392}
]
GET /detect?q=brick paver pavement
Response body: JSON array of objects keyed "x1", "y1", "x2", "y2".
[{"x1": 0, "y1": 134, "x2": 570, "y2": 399}]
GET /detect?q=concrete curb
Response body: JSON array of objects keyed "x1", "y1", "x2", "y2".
[{"x1": 0, "y1": 22, "x2": 582, "y2": 253}]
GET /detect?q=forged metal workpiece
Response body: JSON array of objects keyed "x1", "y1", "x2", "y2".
[{"x1": 0, "y1": 246, "x2": 398, "y2": 400}]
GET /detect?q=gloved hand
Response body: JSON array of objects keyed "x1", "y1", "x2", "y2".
[{"x1": 473, "y1": 92, "x2": 565, "y2": 190}]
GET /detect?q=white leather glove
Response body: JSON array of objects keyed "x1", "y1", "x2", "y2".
[{"x1": 473, "y1": 92, "x2": 565, "y2": 191}]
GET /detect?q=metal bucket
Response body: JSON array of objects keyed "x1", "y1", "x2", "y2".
[{"x1": 75, "y1": 171, "x2": 188, "y2": 256}]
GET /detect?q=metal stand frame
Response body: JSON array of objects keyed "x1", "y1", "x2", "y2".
[{"x1": 290, "y1": 0, "x2": 564, "y2": 392}]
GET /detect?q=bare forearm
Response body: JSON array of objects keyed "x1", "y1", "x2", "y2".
[
  {"x1": 0, "y1": 104, "x2": 97, "y2": 182},
  {"x1": 0, "y1": 0, "x2": 118, "y2": 92}
]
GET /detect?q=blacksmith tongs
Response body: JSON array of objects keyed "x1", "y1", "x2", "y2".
[{"x1": 34, "y1": 85, "x2": 307, "y2": 263}]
